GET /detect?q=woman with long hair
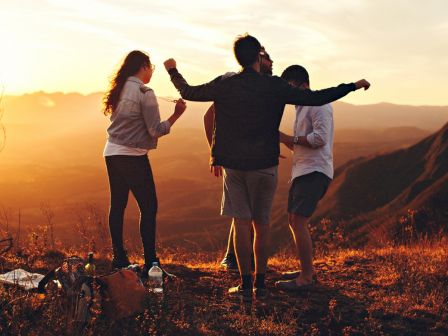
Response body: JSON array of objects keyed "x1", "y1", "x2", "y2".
[{"x1": 103, "y1": 50, "x2": 186, "y2": 275}]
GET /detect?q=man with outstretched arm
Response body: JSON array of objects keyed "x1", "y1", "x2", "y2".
[
  {"x1": 204, "y1": 47, "x2": 274, "y2": 272},
  {"x1": 164, "y1": 34, "x2": 370, "y2": 302}
]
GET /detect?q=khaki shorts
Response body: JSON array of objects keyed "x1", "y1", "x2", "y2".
[{"x1": 221, "y1": 166, "x2": 278, "y2": 225}]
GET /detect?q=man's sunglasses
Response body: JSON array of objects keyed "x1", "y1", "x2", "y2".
[{"x1": 259, "y1": 51, "x2": 272, "y2": 63}]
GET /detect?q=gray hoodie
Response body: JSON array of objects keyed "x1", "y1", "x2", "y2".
[{"x1": 107, "y1": 76, "x2": 171, "y2": 150}]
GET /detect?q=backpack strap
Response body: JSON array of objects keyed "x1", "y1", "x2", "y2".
[
  {"x1": 37, "y1": 266, "x2": 58, "y2": 293},
  {"x1": 37, "y1": 255, "x2": 84, "y2": 293}
]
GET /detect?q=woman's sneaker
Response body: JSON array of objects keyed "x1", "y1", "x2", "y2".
[{"x1": 111, "y1": 250, "x2": 131, "y2": 269}]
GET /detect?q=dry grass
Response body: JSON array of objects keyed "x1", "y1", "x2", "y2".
[{"x1": 1, "y1": 238, "x2": 447, "y2": 335}]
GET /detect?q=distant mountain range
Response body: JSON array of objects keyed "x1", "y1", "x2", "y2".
[
  {"x1": 316, "y1": 122, "x2": 448, "y2": 245},
  {"x1": 3, "y1": 92, "x2": 448, "y2": 131},
  {"x1": 1, "y1": 92, "x2": 447, "y2": 249}
]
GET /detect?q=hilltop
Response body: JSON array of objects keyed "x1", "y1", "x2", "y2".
[
  {"x1": 316, "y1": 122, "x2": 448, "y2": 245},
  {"x1": 0, "y1": 243, "x2": 447, "y2": 335}
]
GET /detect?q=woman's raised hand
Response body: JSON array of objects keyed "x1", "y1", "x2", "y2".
[{"x1": 174, "y1": 99, "x2": 187, "y2": 116}]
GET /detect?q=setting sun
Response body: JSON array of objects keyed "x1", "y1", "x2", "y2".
[{"x1": 1, "y1": 1, "x2": 448, "y2": 105}]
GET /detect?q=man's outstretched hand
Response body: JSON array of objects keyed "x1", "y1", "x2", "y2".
[
  {"x1": 355, "y1": 79, "x2": 370, "y2": 90},
  {"x1": 164, "y1": 58, "x2": 177, "y2": 71}
]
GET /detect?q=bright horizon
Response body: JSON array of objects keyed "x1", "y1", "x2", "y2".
[
  {"x1": 5, "y1": 91, "x2": 448, "y2": 109},
  {"x1": 1, "y1": 0, "x2": 448, "y2": 106}
]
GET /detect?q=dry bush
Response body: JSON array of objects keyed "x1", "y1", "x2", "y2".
[
  {"x1": 1, "y1": 213, "x2": 447, "y2": 335},
  {"x1": 72, "y1": 203, "x2": 110, "y2": 254},
  {"x1": 310, "y1": 217, "x2": 348, "y2": 256}
]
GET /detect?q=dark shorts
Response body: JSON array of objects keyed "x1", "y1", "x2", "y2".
[{"x1": 288, "y1": 171, "x2": 331, "y2": 218}]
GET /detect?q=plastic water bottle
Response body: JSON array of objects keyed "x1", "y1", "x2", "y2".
[{"x1": 147, "y1": 262, "x2": 163, "y2": 294}]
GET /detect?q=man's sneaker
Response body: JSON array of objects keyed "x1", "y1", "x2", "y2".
[
  {"x1": 111, "y1": 250, "x2": 131, "y2": 269},
  {"x1": 220, "y1": 254, "x2": 239, "y2": 273},
  {"x1": 228, "y1": 284, "x2": 252, "y2": 302},
  {"x1": 253, "y1": 286, "x2": 269, "y2": 300}
]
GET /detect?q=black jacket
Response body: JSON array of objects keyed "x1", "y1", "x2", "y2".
[{"x1": 168, "y1": 67, "x2": 356, "y2": 170}]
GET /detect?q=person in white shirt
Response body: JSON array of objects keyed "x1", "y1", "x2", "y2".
[{"x1": 277, "y1": 65, "x2": 337, "y2": 291}]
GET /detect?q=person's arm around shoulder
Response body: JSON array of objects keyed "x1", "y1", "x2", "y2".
[
  {"x1": 164, "y1": 58, "x2": 220, "y2": 102},
  {"x1": 279, "y1": 77, "x2": 370, "y2": 106}
]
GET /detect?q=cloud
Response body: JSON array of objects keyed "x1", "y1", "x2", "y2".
[{"x1": 1, "y1": 0, "x2": 448, "y2": 104}]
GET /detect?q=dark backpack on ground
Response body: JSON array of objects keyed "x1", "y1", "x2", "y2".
[{"x1": 38, "y1": 256, "x2": 146, "y2": 328}]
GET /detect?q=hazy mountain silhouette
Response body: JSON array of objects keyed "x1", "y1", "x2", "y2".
[
  {"x1": 1, "y1": 92, "x2": 446, "y2": 248},
  {"x1": 3, "y1": 92, "x2": 447, "y2": 131},
  {"x1": 316, "y1": 122, "x2": 448, "y2": 245}
]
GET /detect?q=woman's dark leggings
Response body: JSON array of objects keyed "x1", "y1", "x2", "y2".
[{"x1": 105, "y1": 155, "x2": 158, "y2": 264}]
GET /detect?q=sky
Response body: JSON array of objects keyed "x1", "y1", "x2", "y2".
[{"x1": 0, "y1": 0, "x2": 447, "y2": 105}]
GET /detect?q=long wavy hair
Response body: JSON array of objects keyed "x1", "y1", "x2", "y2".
[{"x1": 103, "y1": 50, "x2": 150, "y2": 116}]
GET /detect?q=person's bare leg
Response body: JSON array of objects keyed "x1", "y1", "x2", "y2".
[
  {"x1": 289, "y1": 213, "x2": 314, "y2": 284},
  {"x1": 226, "y1": 221, "x2": 253, "y2": 257},
  {"x1": 226, "y1": 220, "x2": 235, "y2": 255},
  {"x1": 233, "y1": 218, "x2": 252, "y2": 287},
  {"x1": 253, "y1": 220, "x2": 270, "y2": 275}
]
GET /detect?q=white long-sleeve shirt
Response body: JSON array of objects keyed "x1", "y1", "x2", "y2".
[{"x1": 291, "y1": 104, "x2": 334, "y2": 180}]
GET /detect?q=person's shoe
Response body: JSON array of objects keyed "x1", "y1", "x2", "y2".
[
  {"x1": 228, "y1": 284, "x2": 253, "y2": 302},
  {"x1": 280, "y1": 271, "x2": 318, "y2": 282},
  {"x1": 280, "y1": 270, "x2": 301, "y2": 280},
  {"x1": 220, "y1": 254, "x2": 239, "y2": 273},
  {"x1": 253, "y1": 286, "x2": 269, "y2": 300},
  {"x1": 111, "y1": 250, "x2": 131, "y2": 269},
  {"x1": 275, "y1": 278, "x2": 316, "y2": 292}
]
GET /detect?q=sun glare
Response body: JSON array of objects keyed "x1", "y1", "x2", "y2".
[{"x1": 0, "y1": 33, "x2": 30, "y2": 94}]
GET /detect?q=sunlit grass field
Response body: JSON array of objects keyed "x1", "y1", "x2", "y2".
[{"x1": 1, "y1": 235, "x2": 447, "y2": 335}]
